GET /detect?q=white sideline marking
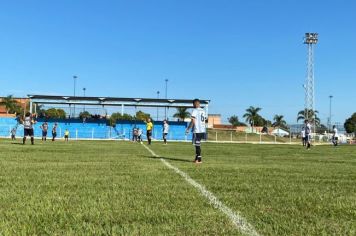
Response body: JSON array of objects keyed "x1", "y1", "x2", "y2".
[{"x1": 142, "y1": 144, "x2": 260, "y2": 236}]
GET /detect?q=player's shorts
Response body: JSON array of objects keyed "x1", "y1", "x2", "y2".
[
  {"x1": 193, "y1": 133, "x2": 205, "y2": 146},
  {"x1": 64, "y1": 135, "x2": 69, "y2": 139},
  {"x1": 42, "y1": 131, "x2": 48, "y2": 137},
  {"x1": 147, "y1": 130, "x2": 152, "y2": 137},
  {"x1": 163, "y1": 133, "x2": 168, "y2": 139},
  {"x1": 333, "y1": 136, "x2": 338, "y2": 141},
  {"x1": 305, "y1": 134, "x2": 310, "y2": 142},
  {"x1": 24, "y1": 128, "x2": 34, "y2": 137},
  {"x1": 52, "y1": 132, "x2": 57, "y2": 138}
]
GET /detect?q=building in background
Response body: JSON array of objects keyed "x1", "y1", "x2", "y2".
[{"x1": 208, "y1": 114, "x2": 221, "y2": 128}]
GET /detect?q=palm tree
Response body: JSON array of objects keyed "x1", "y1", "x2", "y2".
[
  {"x1": 228, "y1": 115, "x2": 240, "y2": 127},
  {"x1": 272, "y1": 115, "x2": 287, "y2": 128},
  {"x1": 243, "y1": 106, "x2": 262, "y2": 131},
  {"x1": 173, "y1": 107, "x2": 191, "y2": 122},
  {"x1": 0, "y1": 95, "x2": 19, "y2": 114},
  {"x1": 297, "y1": 109, "x2": 320, "y2": 126}
]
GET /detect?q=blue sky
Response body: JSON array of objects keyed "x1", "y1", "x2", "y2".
[{"x1": 0, "y1": 0, "x2": 355, "y2": 124}]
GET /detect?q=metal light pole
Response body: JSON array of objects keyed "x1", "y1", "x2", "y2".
[
  {"x1": 73, "y1": 75, "x2": 78, "y2": 117},
  {"x1": 156, "y1": 91, "x2": 160, "y2": 121},
  {"x1": 164, "y1": 79, "x2": 168, "y2": 119},
  {"x1": 304, "y1": 33, "x2": 318, "y2": 133},
  {"x1": 329, "y1": 95, "x2": 333, "y2": 131},
  {"x1": 83, "y1": 87, "x2": 86, "y2": 113}
]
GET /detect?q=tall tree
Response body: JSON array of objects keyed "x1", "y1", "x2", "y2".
[
  {"x1": 109, "y1": 112, "x2": 134, "y2": 126},
  {"x1": 243, "y1": 106, "x2": 263, "y2": 130},
  {"x1": 0, "y1": 95, "x2": 21, "y2": 114},
  {"x1": 173, "y1": 107, "x2": 191, "y2": 122},
  {"x1": 135, "y1": 110, "x2": 151, "y2": 121},
  {"x1": 45, "y1": 108, "x2": 66, "y2": 119},
  {"x1": 297, "y1": 109, "x2": 320, "y2": 126},
  {"x1": 272, "y1": 115, "x2": 287, "y2": 129},
  {"x1": 79, "y1": 111, "x2": 91, "y2": 119},
  {"x1": 344, "y1": 113, "x2": 356, "y2": 135},
  {"x1": 228, "y1": 115, "x2": 240, "y2": 127}
]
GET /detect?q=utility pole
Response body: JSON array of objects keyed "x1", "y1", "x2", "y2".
[
  {"x1": 329, "y1": 95, "x2": 333, "y2": 131},
  {"x1": 73, "y1": 75, "x2": 78, "y2": 117},
  {"x1": 83, "y1": 87, "x2": 86, "y2": 113},
  {"x1": 156, "y1": 91, "x2": 160, "y2": 121},
  {"x1": 164, "y1": 79, "x2": 168, "y2": 119}
]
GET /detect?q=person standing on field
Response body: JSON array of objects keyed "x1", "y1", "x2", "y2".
[
  {"x1": 52, "y1": 123, "x2": 58, "y2": 141},
  {"x1": 163, "y1": 119, "x2": 169, "y2": 144},
  {"x1": 304, "y1": 119, "x2": 312, "y2": 150},
  {"x1": 41, "y1": 122, "x2": 49, "y2": 141},
  {"x1": 22, "y1": 112, "x2": 36, "y2": 145},
  {"x1": 332, "y1": 125, "x2": 339, "y2": 146},
  {"x1": 186, "y1": 99, "x2": 206, "y2": 164},
  {"x1": 301, "y1": 127, "x2": 306, "y2": 146},
  {"x1": 145, "y1": 118, "x2": 154, "y2": 145},
  {"x1": 137, "y1": 128, "x2": 143, "y2": 143},
  {"x1": 11, "y1": 128, "x2": 16, "y2": 140},
  {"x1": 64, "y1": 129, "x2": 70, "y2": 142}
]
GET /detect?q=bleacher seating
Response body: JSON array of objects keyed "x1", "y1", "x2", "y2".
[{"x1": 0, "y1": 118, "x2": 192, "y2": 141}]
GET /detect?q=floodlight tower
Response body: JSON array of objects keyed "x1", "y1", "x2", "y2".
[{"x1": 303, "y1": 33, "x2": 318, "y2": 124}]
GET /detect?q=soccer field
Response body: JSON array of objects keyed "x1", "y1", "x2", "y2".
[{"x1": 0, "y1": 140, "x2": 355, "y2": 235}]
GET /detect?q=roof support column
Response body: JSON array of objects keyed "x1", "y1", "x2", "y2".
[{"x1": 29, "y1": 100, "x2": 33, "y2": 113}]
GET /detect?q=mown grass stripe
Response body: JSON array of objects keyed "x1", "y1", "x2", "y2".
[{"x1": 142, "y1": 143, "x2": 260, "y2": 236}]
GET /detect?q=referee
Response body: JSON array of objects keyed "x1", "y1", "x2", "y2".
[{"x1": 145, "y1": 118, "x2": 154, "y2": 145}]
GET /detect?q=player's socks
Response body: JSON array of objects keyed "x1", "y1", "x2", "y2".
[
  {"x1": 23, "y1": 137, "x2": 26, "y2": 144},
  {"x1": 31, "y1": 137, "x2": 34, "y2": 145}
]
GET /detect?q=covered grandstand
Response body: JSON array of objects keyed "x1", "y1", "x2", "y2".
[{"x1": 0, "y1": 95, "x2": 210, "y2": 141}]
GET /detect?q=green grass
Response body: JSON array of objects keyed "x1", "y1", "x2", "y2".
[{"x1": 0, "y1": 139, "x2": 355, "y2": 235}]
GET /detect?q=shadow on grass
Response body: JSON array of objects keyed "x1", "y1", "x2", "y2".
[
  {"x1": 11, "y1": 142, "x2": 23, "y2": 145},
  {"x1": 146, "y1": 155, "x2": 193, "y2": 163}
]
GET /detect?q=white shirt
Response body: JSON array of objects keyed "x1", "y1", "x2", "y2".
[
  {"x1": 301, "y1": 130, "x2": 305, "y2": 138},
  {"x1": 163, "y1": 123, "x2": 169, "y2": 134},
  {"x1": 305, "y1": 123, "x2": 312, "y2": 134},
  {"x1": 333, "y1": 128, "x2": 338, "y2": 137},
  {"x1": 23, "y1": 117, "x2": 33, "y2": 129},
  {"x1": 191, "y1": 108, "x2": 206, "y2": 133}
]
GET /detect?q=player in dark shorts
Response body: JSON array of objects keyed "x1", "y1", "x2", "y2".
[
  {"x1": 22, "y1": 112, "x2": 36, "y2": 145},
  {"x1": 186, "y1": 99, "x2": 207, "y2": 164},
  {"x1": 145, "y1": 118, "x2": 154, "y2": 145},
  {"x1": 11, "y1": 128, "x2": 16, "y2": 140},
  {"x1": 163, "y1": 119, "x2": 169, "y2": 144},
  {"x1": 41, "y1": 122, "x2": 49, "y2": 141},
  {"x1": 52, "y1": 123, "x2": 58, "y2": 141},
  {"x1": 304, "y1": 119, "x2": 312, "y2": 149}
]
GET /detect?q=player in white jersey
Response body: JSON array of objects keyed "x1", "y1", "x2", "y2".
[
  {"x1": 186, "y1": 99, "x2": 206, "y2": 164},
  {"x1": 21, "y1": 112, "x2": 36, "y2": 145},
  {"x1": 304, "y1": 119, "x2": 312, "y2": 149},
  {"x1": 301, "y1": 128, "x2": 306, "y2": 146},
  {"x1": 332, "y1": 125, "x2": 338, "y2": 146},
  {"x1": 163, "y1": 120, "x2": 169, "y2": 144}
]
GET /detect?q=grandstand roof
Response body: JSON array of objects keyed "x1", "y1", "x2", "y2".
[{"x1": 28, "y1": 95, "x2": 210, "y2": 108}]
